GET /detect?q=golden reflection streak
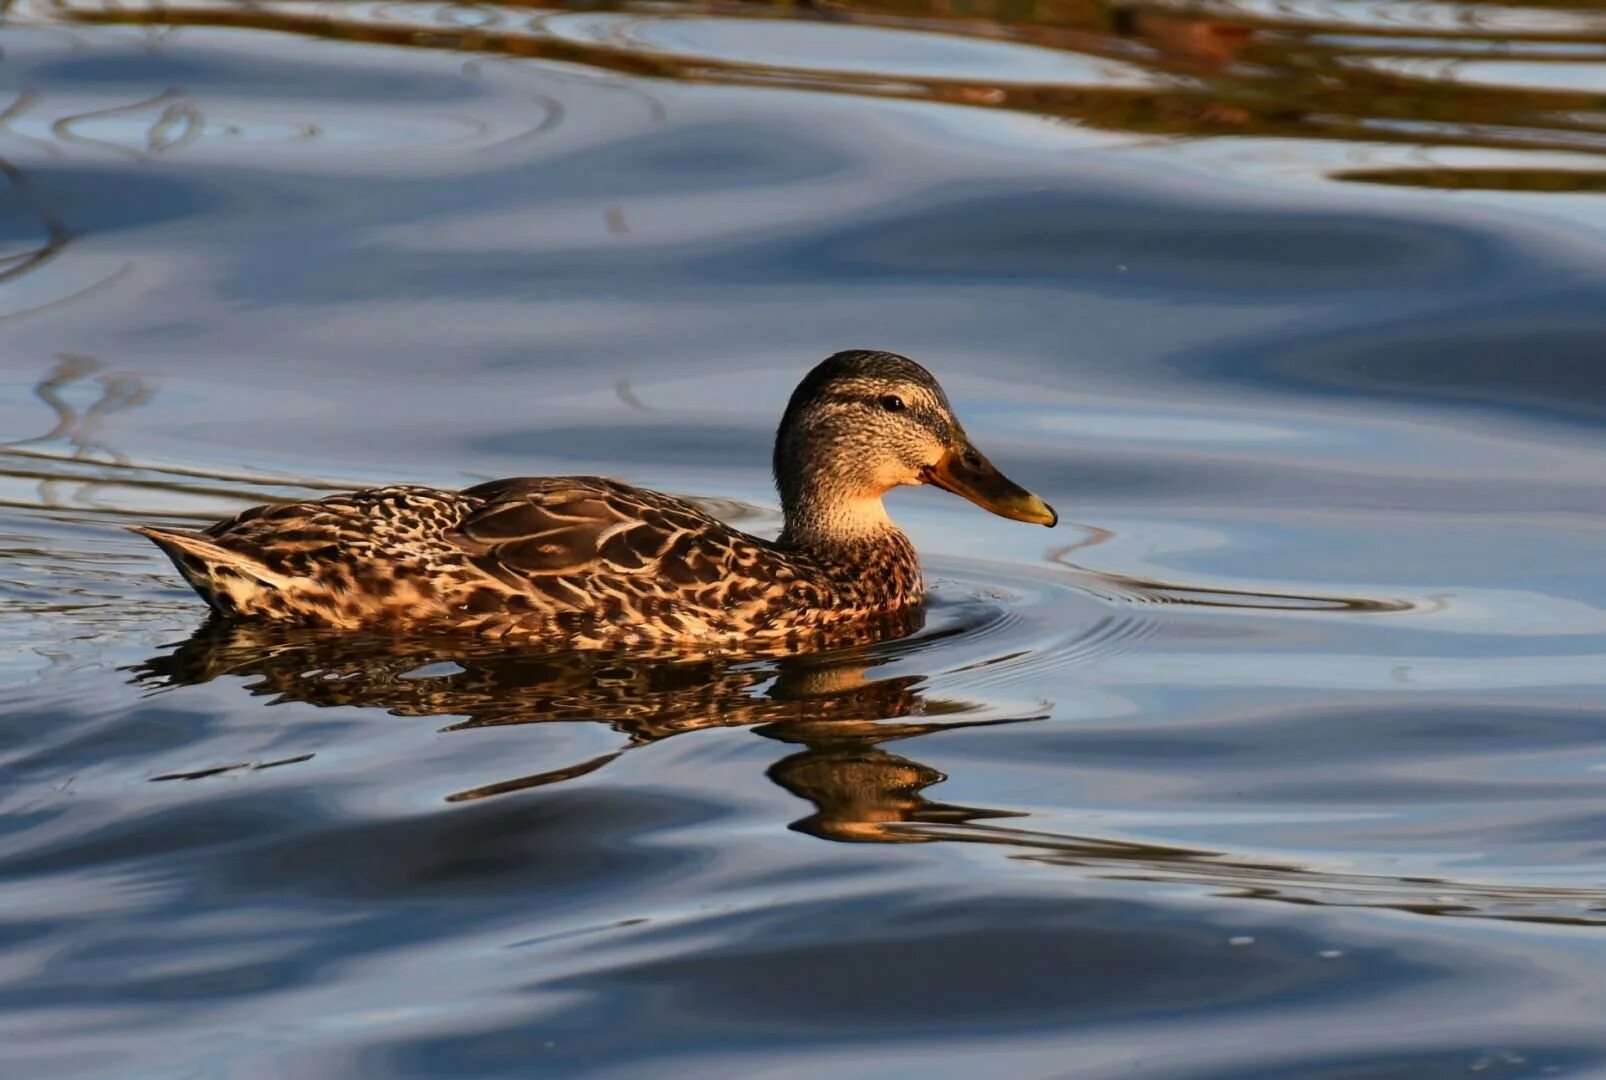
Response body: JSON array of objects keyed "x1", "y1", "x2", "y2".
[
  {"x1": 37, "y1": 0, "x2": 1606, "y2": 186},
  {"x1": 1335, "y1": 166, "x2": 1606, "y2": 191}
]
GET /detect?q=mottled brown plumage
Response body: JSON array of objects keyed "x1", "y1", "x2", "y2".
[{"x1": 134, "y1": 350, "x2": 1057, "y2": 649}]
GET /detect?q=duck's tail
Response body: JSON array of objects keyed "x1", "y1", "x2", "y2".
[{"x1": 130, "y1": 526, "x2": 296, "y2": 617}]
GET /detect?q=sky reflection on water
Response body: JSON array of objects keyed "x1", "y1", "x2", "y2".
[{"x1": 3, "y1": 0, "x2": 1606, "y2": 1076}]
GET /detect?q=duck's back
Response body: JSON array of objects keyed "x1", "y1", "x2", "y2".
[{"x1": 136, "y1": 477, "x2": 859, "y2": 645}]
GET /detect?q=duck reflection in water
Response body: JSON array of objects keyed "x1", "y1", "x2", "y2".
[
  {"x1": 132, "y1": 622, "x2": 1606, "y2": 924},
  {"x1": 132, "y1": 617, "x2": 1041, "y2": 839}
]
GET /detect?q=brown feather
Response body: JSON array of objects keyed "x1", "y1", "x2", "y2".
[
  {"x1": 131, "y1": 351, "x2": 1053, "y2": 649},
  {"x1": 136, "y1": 477, "x2": 924, "y2": 647}
]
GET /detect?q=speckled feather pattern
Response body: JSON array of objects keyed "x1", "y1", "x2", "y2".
[
  {"x1": 134, "y1": 350, "x2": 1055, "y2": 649},
  {"x1": 137, "y1": 476, "x2": 925, "y2": 648}
]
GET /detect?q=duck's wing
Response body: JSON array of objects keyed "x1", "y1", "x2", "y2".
[{"x1": 453, "y1": 477, "x2": 823, "y2": 637}]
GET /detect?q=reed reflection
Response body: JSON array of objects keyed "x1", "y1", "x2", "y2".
[
  {"x1": 0, "y1": 94, "x2": 72, "y2": 307},
  {"x1": 36, "y1": 0, "x2": 1606, "y2": 189},
  {"x1": 0, "y1": 87, "x2": 206, "y2": 312},
  {"x1": 1, "y1": 358, "x2": 360, "y2": 519}
]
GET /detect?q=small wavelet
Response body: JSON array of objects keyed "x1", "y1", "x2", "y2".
[
  {"x1": 1050, "y1": 540, "x2": 1419, "y2": 615},
  {"x1": 907, "y1": 816, "x2": 1606, "y2": 927}
]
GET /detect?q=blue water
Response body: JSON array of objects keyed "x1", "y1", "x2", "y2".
[{"x1": 3, "y1": 1, "x2": 1606, "y2": 1075}]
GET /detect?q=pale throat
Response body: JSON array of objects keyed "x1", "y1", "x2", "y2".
[
  {"x1": 816, "y1": 494, "x2": 896, "y2": 538},
  {"x1": 776, "y1": 451, "x2": 920, "y2": 548},
  {"x1": 781, "y1": 489, "x2": 905, "y2": 548}
]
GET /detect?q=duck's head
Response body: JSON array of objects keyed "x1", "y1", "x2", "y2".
[{"x1": 774, "y1": 350, "x2": 1057, "y2": 543}]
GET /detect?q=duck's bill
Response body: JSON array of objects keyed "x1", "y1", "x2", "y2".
[{"x1": 923, "y1": 445, "x2": 1058, "y2": 527}]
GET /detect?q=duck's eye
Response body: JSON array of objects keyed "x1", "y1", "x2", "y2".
[{"x1": 879, "y1": 395, "x2": 906, "y2": 413}]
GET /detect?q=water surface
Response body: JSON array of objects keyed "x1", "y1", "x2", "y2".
[{"x1": 4, "y1": 0, "x2": 1606, "y2": 1075}]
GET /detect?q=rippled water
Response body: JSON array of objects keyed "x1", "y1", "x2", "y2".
[{"x1": 4, "y1": 0, "x2": 1606, "y2": 1075}]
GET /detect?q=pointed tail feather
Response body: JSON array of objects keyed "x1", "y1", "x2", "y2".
[{"x1": 130, "y1": 526, "x2": 295, "y2": 616}]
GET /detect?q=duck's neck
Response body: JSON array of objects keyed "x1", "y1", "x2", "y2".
[
  {"x1": 777, "y1": 492, "x2": 924, "y2": 607},
  {"x1": 781, "y1": 489, "x2": 895, "y2": 545}
]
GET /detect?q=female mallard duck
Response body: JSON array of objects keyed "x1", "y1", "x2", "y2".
[{"x1": 135, "y1": 350, "x2": 1056, "y2": 648}]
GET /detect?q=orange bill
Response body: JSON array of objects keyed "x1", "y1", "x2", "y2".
[{"x1": 922, "y1": 444, "x2": 1057, "y2": 527}]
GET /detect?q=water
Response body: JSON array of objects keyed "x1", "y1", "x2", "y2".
[{"x1": 3, "y1": 0, "x2": 1606, "y2": 1074}]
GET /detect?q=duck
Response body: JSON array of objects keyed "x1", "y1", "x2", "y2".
[{"x1": 134, "y1": 350, "x2": 1057, "y2": 649}]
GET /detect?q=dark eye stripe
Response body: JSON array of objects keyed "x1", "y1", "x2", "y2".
[
  {"x1": 916, "y1": 408, "x2": 949, "y2": 438},
  {"x1": 824, "y1": 391, "x2": 949, "y2": 437}
]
